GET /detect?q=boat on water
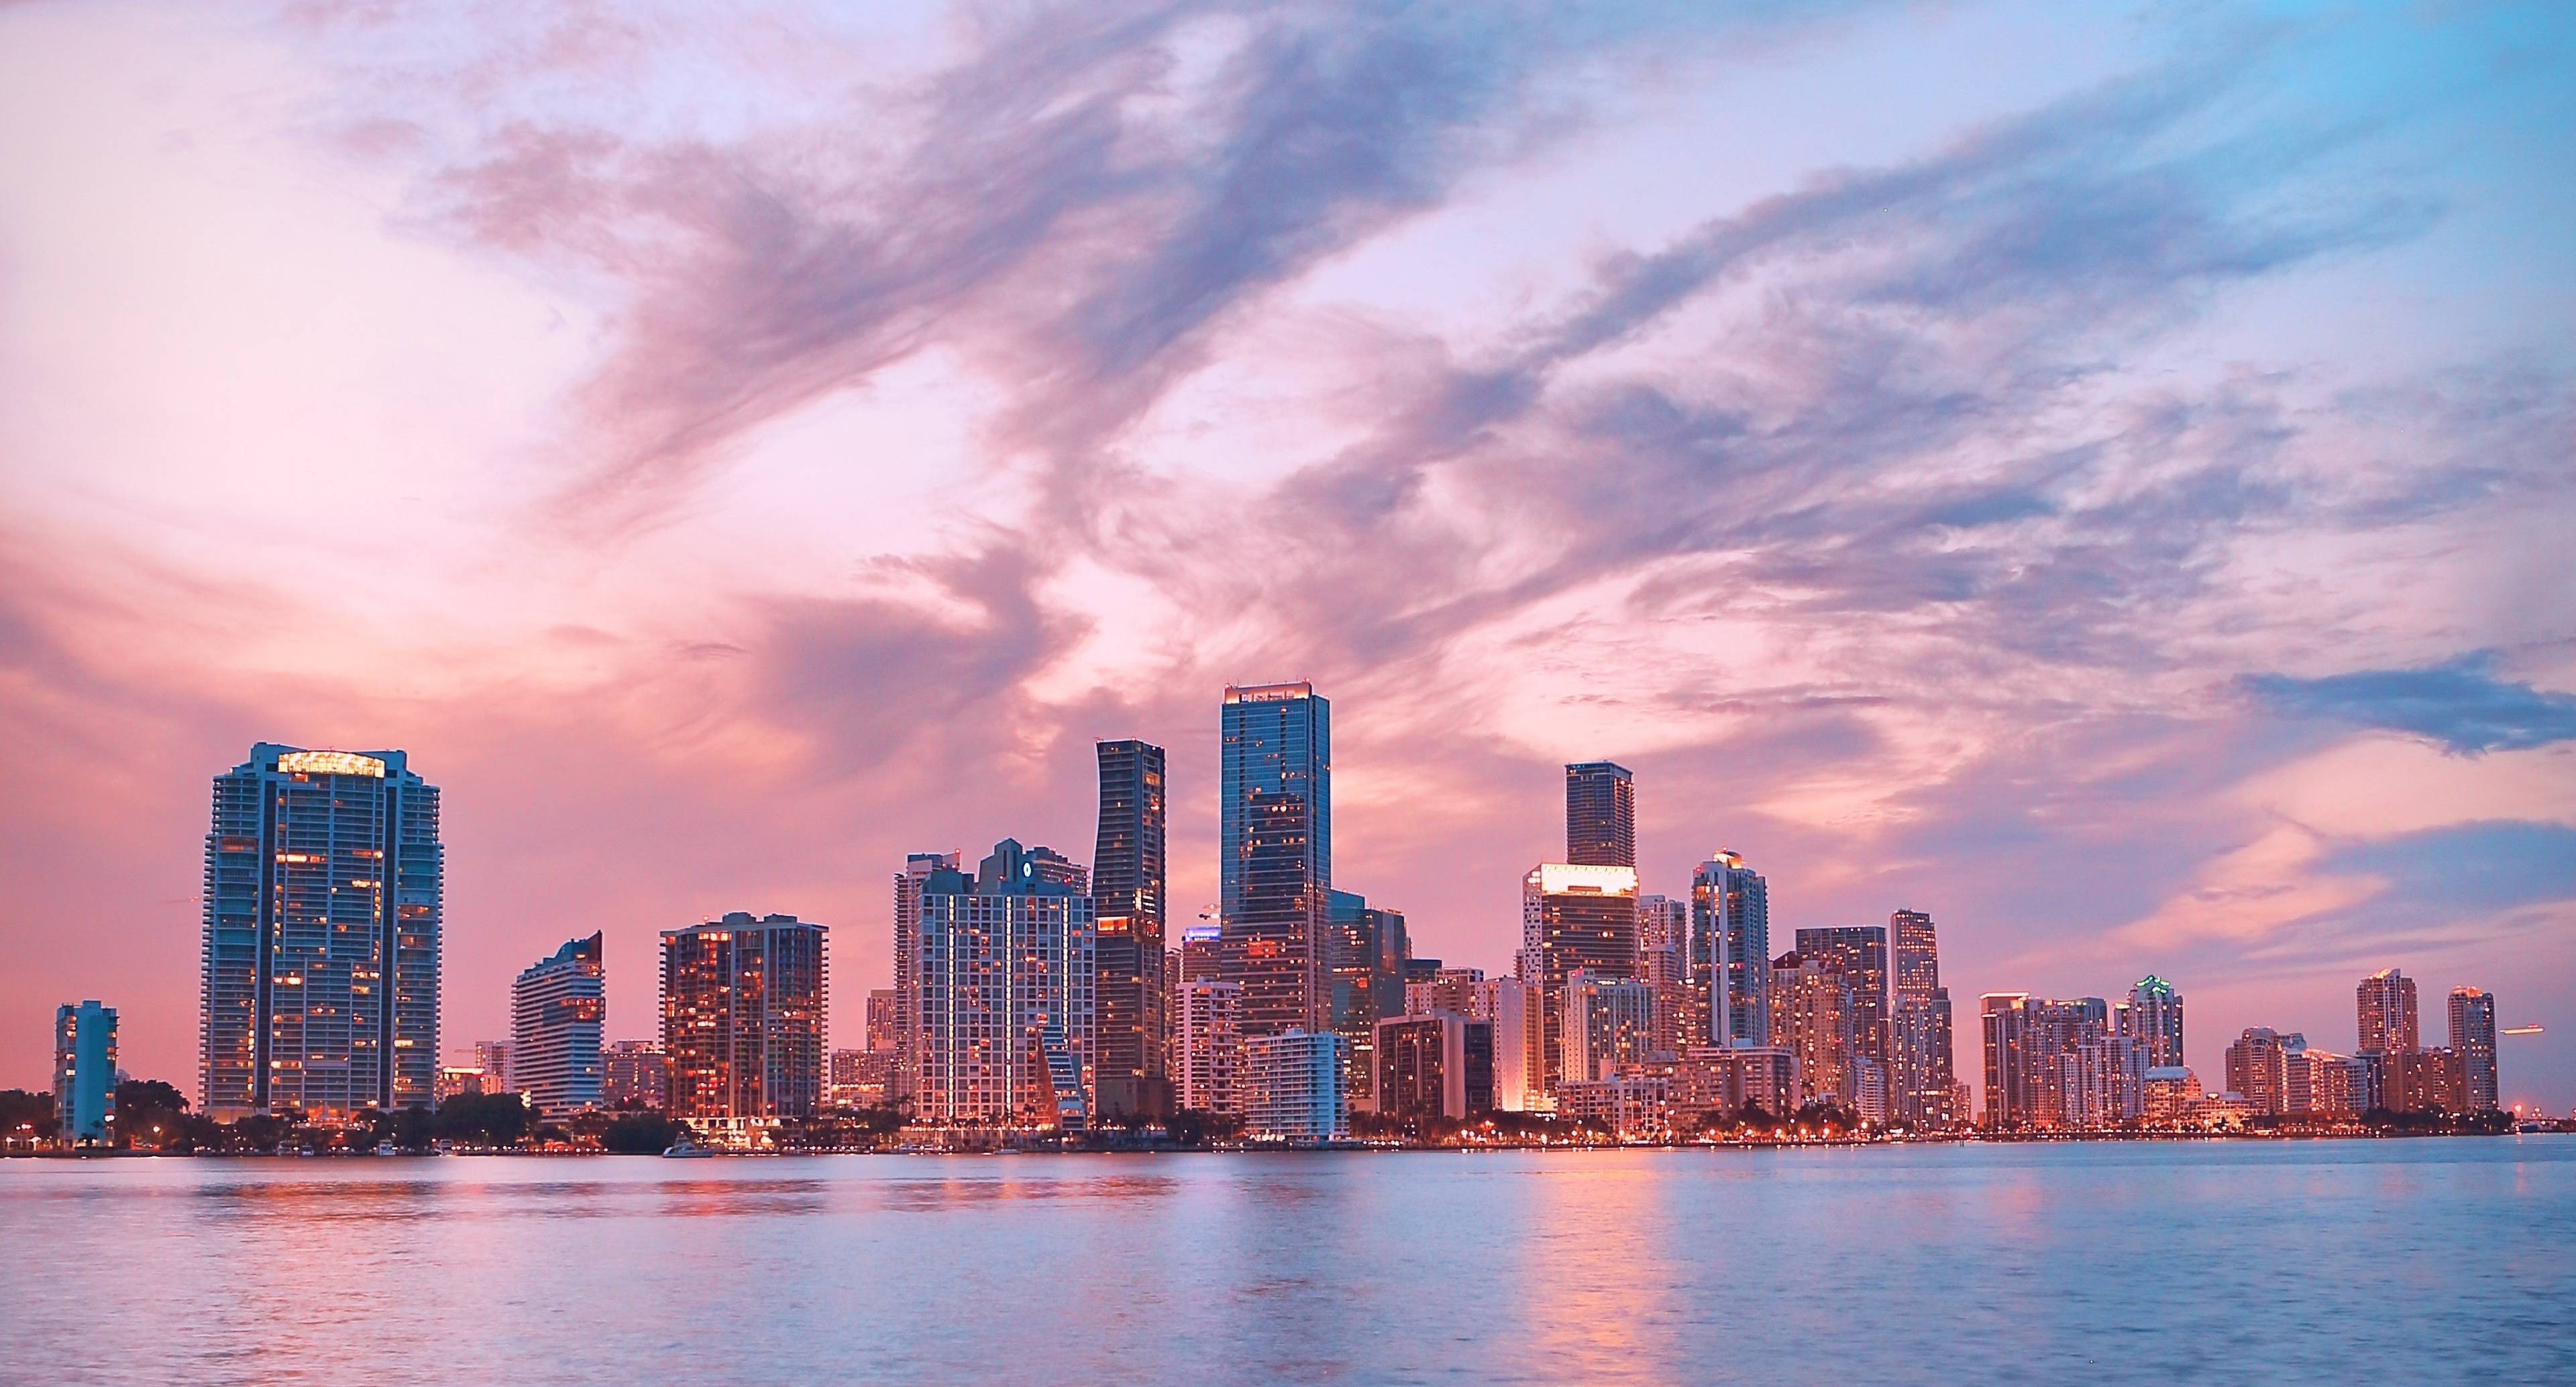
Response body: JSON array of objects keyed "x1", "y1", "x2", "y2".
[{"x1": 661, "y1": 1135, "x2": 716, "y2": 1158}]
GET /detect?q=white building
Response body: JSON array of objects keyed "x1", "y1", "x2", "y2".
[
  {"x1": 1243, "y1": 1030, "x2": 1347, "y2": 1142},
  {"x1": 511, "y1": 933, "x2": 604, "y2": 1114},
  {"x1": 1179, "y1": 977, "x2": 1244, "y2": 1115}
]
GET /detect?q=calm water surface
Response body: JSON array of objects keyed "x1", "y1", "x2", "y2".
[{"x1": 6, "y1": 1138, "x2": 2573, "y2": 1385}]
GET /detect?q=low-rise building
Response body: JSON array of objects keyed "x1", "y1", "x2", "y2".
[{"x1": 1243, "y1": 1030, "x2": 1347, "y2": 1142}]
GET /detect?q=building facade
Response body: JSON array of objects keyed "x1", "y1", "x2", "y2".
[
  {"x1": 891, "y1": 851, "x2": 961, "y2": 1103},
  {"x1": 1375, "y1": 1013, "x2": 1493, "y2": 1123},
  {"x1": 1692, "y1": 851, "x2": 1770, "y2": 1048},
  {"x1": 1888, "y1": 909, "x2": 1956, "y2": 1128},
  {"x1": 1178, "y1": 977, "x2": 1245, "y2": 1115},
  {"x1": 1521, "y1": 863, "x2": 1640, "y2": 1095},
  {"x1": 602, "y1": 1040, "x2": 668, "y2": 1109},
  {"x1": 1984, "y1": 993, "x2": 2143, "y2": 1130},
  {"x1": 1220, "y1": 683, "x2": 1332, "y2": 1037},
  {"x1": 1560, "y1": 970, "x2": 1658, "y2": 1086},
  {"x1": 201, "y1": 744, "x2": 442, "y2": 1119},
  {"x1": 2357, "y1": 967, "x2": 2420, "y2": 1056},
  {"x1": 2121, "y1": 976, "x2": 2186, "y2": 1068},
  {"x1": 2448, "y1": 987, "x2": 2498, "y2": 1112},
  {"x1": 1326, "y1": 889, "x2": 1409, "y2": 1113},
  {"x1": 1564, "y1": 761, "x2": 1635, "y2": 867},
  {"x1": 1795, "y1": 926, "x2": 1891, "y2": 1078},
  {"x1": 1637, "y1": 894, "x2": 1692, "y2": 1058},
  {"x1": 1092, "y1": 738, "x2": 1170, "y2": 1119},
  {"x1": 1771, "y1": 952, "x2": 1858, "y2": 1111},
  {"x1": 1243, "y1": 1030, "x2": 1348, "y2": 1142},
  {"x1": 1671, "y1": 1045, "x2": 1801, "y2": 1123},
  {"x1": 913, "y1": 841, "x2": 1097, "y2": 1132},
  {"x1": 54, "y1": 1000, "x2": 117, "y2": 1145},
  {"x1": 511, "y1": 932, "x2": 604, "y2": 1115},
  {"x1": 660, "y1": 912, "x2": 828, "y2": 1126}
]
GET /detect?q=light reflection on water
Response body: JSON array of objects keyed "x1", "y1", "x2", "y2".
[{"x1": 6, "y1": 1140, "x2": 2574, "y2": 1385}]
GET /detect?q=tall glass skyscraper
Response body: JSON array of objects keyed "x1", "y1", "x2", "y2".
[
  {"x1": 1521, "y1": 863, "x2": 1640, "y2": 1095},
  {"x1": 511, "y1": 933, "x2": 605, "y2": 1114},
  {"x1": 1564, "y1": 761, "x2": 1635, "y2": 867},
  {"x1": 201, "y1": 744, "x2": 442, "y2": 1119},
  {"x1": 1092, "y1": 739, "x2": 1169, "y2": 1118},
  {"x1": 1691, "y1": 850, "x2": 1769, "y2": 1048},
  {"x1": 1889, "y1": 909, "x2": 1957, "y2": 1127},
  {"x1": 1220, "y1": 682, "x2": 1331, "y2": 1036}
]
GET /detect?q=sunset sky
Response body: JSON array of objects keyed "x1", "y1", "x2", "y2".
[{"x1": 3, "y1": 1, "x2": 2571, "y2": 1109}]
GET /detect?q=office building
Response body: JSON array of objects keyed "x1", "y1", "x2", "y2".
[
  {"x1": 660, "y1": 912, "x2": 828, "y2": 1126},
  {"x1": 1795, "y1": 926, "x2": 1890, "y2": 1074},
  {"x1": 511, "y1": 932, "x2": 605, "y2": 1115},
  {"x1": 1771, "y1": 951, "x2": 1858, "y2": 1109},
  {"x1": 891, "y1": 851, "x2": 961, "y2": 1102},
  {"x1": 1243, "y1": 1030, "x2": 1348, "y2": 1142},
  {"x1": 1523, "y1": 863, "x2": 1640, "y2": 1093},
  {"x1": 54, "y1": 1001, "x2": 117, "y2": 1146},
  {"x1": 1375, "y1": 1013, "x2": 1493, "y2": 1123},
  {"x1": 2449, "y1": 987, "x2": 2498, "y2": 1112},
  {"x1": 1564, "y1": 761, "x2": 1635, "y2": 867},
  {"x1": 1177, "y1": 920, "x2": 1224, "y2": 987},
  {"x1": 1637, "y1": 894, "x2": 1692, "y2": 1056},
  {"x1": 913, "y1": 841, "x2": 1097, "y2": 1132},
  {"x1": 1093, "y1": 738, "x2": 1170, "y2": 1119},
  {"x1": 2357, "y1": 967, "x2": 2420, "y2": 1056},
  {"x1": 603, "y1": 1040, "x2": 668, "y2": 1109},
  {"x1": 1326, "y1": 889, "x2": 1410, "y2": 1111},
  {"x1": 1671, "y1": 1045, "x2": 1801, "y2": 1123},
  {"x1": 1178, "y1": 977, "x2": 1245, "y2": 1115},
  {"x1": 1692, "y1": 851, "x2": 1770, "y2": 1048},
  {"x1": 2121, "y1": 976, "x2": 2186, "y2": 1068},
  {"x1": 1221, "y1": 683, "x2": 1333, "y2": 1036},
  {"x1": 1560, "y1": 969, "x2": 1657, "y2": 1086},
  {"x1": 200, "y1": 744, "x2": 443, "y2": 1119},
  {"x1": 1888, "y1": 909, "x2": 1956, "y2": 1128}
]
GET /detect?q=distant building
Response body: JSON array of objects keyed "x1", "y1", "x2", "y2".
[
  {"x1": 1093, "y1": 738, "x2": 1170, "y2": 1120},
  {"x1": 2357, "y1": 967, "x2": 2420, "y2": 1056},
  {"x1": 892, "y1": 851, "x2": 961, "y2": 1103},
  {"x1": 435, "y1": 1064, "x2": 497, "y2": 1103},
  {"x1": 474, "y1": 1040, "x2": 512, "y2": 1094},
  {"x1": 1556, "y1": 1072, "x2": 1670, "y2": 1140},
  {"x1": 1177, "y1": 920, "x2": 1224, "y2": 987},
  {"x1": 1692, "y1": 851, "x2": 1770, "y2": 1047},
  {"x1": 54, "y1": 1001, "x2": 117, "y2": 1145},
  {"x1": 1243, "y1": 1030, "x2": 1348, "y2": 1142},
  {"x1": 1178, "y1": 978, "x2": 1244, "y2": 1115},
  {"x1": 1523, "y1": 863, "x2": 1640, "y2": 1094},
  {"x1": 1984, "y1": 993, "x2": 2141, "y2": 1130},
  {"x1": 661, "y1": 912, "x2": 828, "y2": 1127},
  {"x1": 1772, "y1": 952, "x2": 1858, "y2": 1110},
  {"x1": 2379, "y1": 1047, "x2": 2467, "y2": 1115},
  {"x1": 1375, "y1": 1013, "x2": 1493, "y2": 1123},
  {"x1": 1560, "y1": 969, "x2": 1657, "y2": 1086},
  {"x1": 1889, "y1": 909, "x2": 1957, "y2": 1128},
  {"x1": 1671, "y1": 1046, "x2": 1801, "y2": 1123},
  {"x1": 2121, "y1": 976, "x2": 2186, "y2": 1069},
  {"x1": 1476, "y1": 977, "x2": 1541, "y2": 1112},
  {"x1": 1564, "y1": 761, "x2": 1635, "y2": 867},
  {"x1": 512, "y1": 933, "x2": 605, "y2": 1115},
  {"x1": 914, "y1": 841, "x2": 1097, "y2": 1132},
  {"x1": 865, "y1": 989, "x2": 899, "y2": 1054},
  {"x1": 2282, "y1": 1041, "x2": 2370, "y2": 1119},
  {"x1": 828, "y1": 1048, "x2": 895, "y2": 1108},
  {"x1": 1326, "y1": 889, "x2": 1409, "y2": 1113},
  {"x1": 1795, "y1": 926, "x2": 1891, "y2": 1078},
  {"x1": 1221, "y1": 682, "x2": 1333, "y2": 1037},
  {"x1": 602, "y1": 1040, "x2": 667, "y2": 1110},
  {"x1": 2224, "y1": 1028, "x2": 2294, "y2": 1116},
  {"x1": 2141, "y1": 1067, "x2": 2202, "y2": 1123},
  {"x1": 1636, "y1": 895, "x2": 1692, "y2": 1057},
  {"x1": 1405, "y1": 966, "x2": 1486, "y2": 1019},
  {"x1": 2449, "y1": 987, "x2": 2498, "y2": 1112},
  {"x1": 200, "y1": 744, "x2": 442, "y2": 1119}
]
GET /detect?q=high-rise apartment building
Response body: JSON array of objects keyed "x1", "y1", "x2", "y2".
[
  {"x1": 1220, "y1": 683, "x2": 1332, "y2": 1036},
  {"x1": 1564, "y1": 761, "x2": 1635, "y2": 867},
  {"x1": 1521, "y1": 863, "x2": 1640, "y2": 1095},
  {"x1": 891, "y1": 851, "x2": 961, "y2": 1102},
  {"x1": 1772, "y1": 952, "x2": 1858, "y2": 1109},
  {"x1": 1178, "y1": 977, "x2": 1244, "y2": 1115},
  {"x1": 1637, "y1": 894, "x2": 1692, "y2": 1056},
  {"x1": 2121, "y1": 976, "x2": 2186, "y2": 1068},
  {"x1": 2224, "y1": 1027, "x2": 2293, "y2": 1115},
  {"x1": 1242, "y1": 1030, "x2": 1348, "y2": 1142},
  {"x1": 602, "y1": 1040, "x2": 668, "y2": 1109},
  {"x1": 201, "y1": 744, "x2": 443, "y2": 1119},
  {"x1": 511, "y1": 933, "x2": 605, "y2": 1115},
  {"x1": 660, "y1": 912, "x2": 828, "y2": 1127},
  {"x1": 1692, "y1": 852, "x2": 1770, "y2": 1048},
  {"x1": 1560, "y1": 970, "x2": 1657, "y2": 1085},
  {"x1": 1376, "y1": 1013, "x2": 1490, "y2": 1123},
  {"x1": 2357, "y1": 967, "x2": 2420, "y2": 1056},
  {"x1": 54, "y1": 1001, "x2": 117, "y2": 1146},
  {"x1": 913, "y1": 841, "x2": 1098, "y2": 1132},
  {"x1": 865, "y1": 989, "x2": 898, "y2": 1054},
  {"x1": 1405, "y1": 966, "x2": 1486, "y2": 1019},
  {"x1": 1888, "y1": 909, "x2": 1955, "y2": 1128},
  {"x1": 1671, "y1": 1045, "x2": 1801, "y2": 1122},
  {"x1": 1984, "y1": 993, "x2": 2141, "y2": 1130},
  {"x1": 1092, "y1": 739, "x2": 1169, "y2": 1119},
  {"x1": 473, "y1": 1039, "x2": 511, "y2": 1093},
  {"x1": 1475, "y1": 977, "x2": 1540, "y2": 1112},
  {"x1": 827, "y1": 1048, "x2": 895, "y2": 1107},
  {"x1": 2449, "y1": 987, "x2": 2498, "y2": 1112},
  {"x1": 1795, "y1": 926, "x2": 1890, "y2": 1076}
]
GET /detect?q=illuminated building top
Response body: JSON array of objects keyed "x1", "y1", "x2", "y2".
[{"x1": 276, "y1": 750, "x2": 386, "y2": 778}]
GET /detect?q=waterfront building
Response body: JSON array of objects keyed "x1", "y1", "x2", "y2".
[
  {"x1": 1691, "y1": 851, "x2": 1770, "y2": 1048},
  {"x1": 2282, "y1": 1041, "x2": 2370, "y2": 1119},
  {"x1": 2449, "y1": 987, "x2": 2498, "y2": 1112},
  {"x1": 914, "y1": 841, "x2": 1097, "y2": 1132},
  {"x1": 1888, "y1": 909, "x2": 1956, "y2": 1128},
  {"x1": 200, "y1": 744, "x2": 443, "y2": 1119},
  {"x1": 1795, "y1": 926, "x2": 1891, "y2": 1074},
  {"x1": 2357, "y1": 967, "x2": 2420, "y2": 1056},
  {"x1": 1243, "y1": 1030, "x2": 1348, "y2": 1142},
  {"x1": 1476, "y1": 977, "x2": 1541, "y2": 1112},
  {"x1": 54, "y1": 1001, "x2": 117, "y2": 1145},
  {"x1": 2121, "y1": 976, "x2": 2186, "y2": 1068},
  {"x1": 1560, "y1": 970, "x2": 1657, "y2": 1086},
  {"x1": 1093, "y1": 738, "x2": 1170, "y2": 1120},
  {"x1": 660, "y1": 912, "x2": 828, "y2": 1127},
  {"x1": 1637, "y1": 894, "x2": 1692, "y2": 1056},
  {"x1": 1556, "y1": 1072, "x2": 1670, "y2": 1140},
  {"x1": 1221, "y1": 682, "x2": 1333, "y2": 1036},
  {"x1": 1771, "y1": 952, "x2": 1859, "y2": 1109},
  {"x1": 1564, "y1": 761, "x2": 1635, "y2": 867},
  {"x1": 1375, "y1": 1013, "x2": 1491, "y2": 1123},
  {"x1": 1670, "y1": 1046, "x2": 1801, "y2": 1123},
  {"x1": 891, "y1": 851, "x2": 961, "y2": 1102},
  {"x1": 1984, "y1": 994, "x2": 2137, "y2": 1130},
  {"x1": 2225, "y1": 1028, "x2": 2294, "y2": 1116},
  {"x1": 602, "y1": 1040, "x2": 668, "y2": 1109},
  {"x1": 511, "y1": 933, "x2": 604, "y2": 1115},
  {"x1": 2140, "y1": 1067, "x2": 2202, "y2": 1123},
  {"x1": 1178, "y1": 977, "x2": 1245, "y2": 1115},
  {"x1": 2379, "y1": 1047, "x2": 2467, "y2": 1115},
  {"x1": 1523, "y1": 863, "x2": 1641, "y2": 1093},
  {"x1": 1326, "y1": 889, "x2": 1409, "y2": 1113}
]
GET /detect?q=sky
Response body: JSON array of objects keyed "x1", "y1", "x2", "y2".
[{"x1": 2, "y1": 0, "x2": 2572, "y2": 1113}]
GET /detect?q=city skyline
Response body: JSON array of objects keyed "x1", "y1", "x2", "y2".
[{"x1": 4, "y1": 3, "x2": 2575, "y2": 1115}]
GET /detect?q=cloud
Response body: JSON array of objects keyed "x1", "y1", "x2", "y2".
[
  {"x1": 2319, "y1": 819, "x2": 2576, "y2": 914},
  {"x1": 2242, "y1": 652, "x2": 2576, "y2": 754}
]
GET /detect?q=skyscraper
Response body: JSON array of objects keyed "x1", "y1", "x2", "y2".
[
  {"x1": 201, "y1": 744, "x2": 442, "y2": 1119},
  {"x1": 602, "y1": 1040, "x2": 668, "y2": 1109},
  {"x1": 865, "y1": 989, "x2": 898, "y2": 1054},
  {"x1": 1795, "y1": 926, "x2": 1890, "y2": 1075},
  {"x1": 913, "y1": 841, "x2": 1097, "y2": 1132},
  {"x1": 1521, "y1": 862, "x2": 1640, "y2": 1096},
  {"x1": 1242, "y1": 1030, "x2": 1348, "y2": 1142},
  {"x1": 54, "y1": 1001, "x2": 117, "y2": 1146},
  {"x1": 1220, "y1": 682, "x2": 1332, "y2": 1036},
  {"x1": 511, "y1": 933, "x2": 604, "y2": 1115},
  {"x1": 1771, "y1": 952, "x2": 1858, "y2": 1109},
  {"x1": 1178, "y1": 977, "x2": 1244, "y2": 1115},
  {"x1": 2226, "y1": 1027, "x2": 2294, "y2": 1116},
  {"x1": 1888, "y1": 909, "x2": 1956, "y2": 1128},
  {"x1": 660, "y1": 912, "x2": 828, "y2": 1128},
  {"x1": 1637, "y1": 893, "x2": 1692, "y2": 1056},
  {"x1": 1564, "y1": 761, "x2": 1635, "y2": 867},
  {"x1": 2122, "y1": 976, "x2": 2186, "y2": 1068},
  {"x1": 2449, "y1": 987, "x2": 2498, "y2": 1112},
  {"x1": 1692, "y1": 851, "x2": 1769, "y2": 1048},
  {"x1": 1560, "y1": 969, "x2": 1657, "y2": 1084},
  {"x1": 2357, "y1": 967, "x2": 2420, "y2": 1056},
  {"x1": 1326, "y1": 889, "x2": 1409, "y2": 1112},
  {"x1": 892, "y1": 851, "x2": 961, "y2": 1103},
  {"x1": 1093, "y1": 738, "x2": 1170, "y2": 1119}
]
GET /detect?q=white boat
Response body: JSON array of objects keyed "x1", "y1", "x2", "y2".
[{"x1": 661, "y1": 1135, "x2": 715, "y2": 1158}]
